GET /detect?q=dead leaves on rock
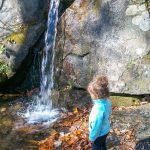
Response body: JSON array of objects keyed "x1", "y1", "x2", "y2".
[
  {"x1": 119, "y1": 129, "x2": 136, "y2": 150},
  {"x1": 108, "y1": 127, "x2": 137, "y2": 150}
]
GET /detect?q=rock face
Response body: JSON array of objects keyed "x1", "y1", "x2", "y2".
[
  {"x1": 55, "y1": 0, "x2": 150, "y2": 94},
  {"x1": 0, "y1": 0, "x2": 48, "y2": 84}
]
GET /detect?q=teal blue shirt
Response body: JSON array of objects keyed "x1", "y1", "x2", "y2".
[{"x1": 89, "y1": 99, "x2": 112, "y2": 141}]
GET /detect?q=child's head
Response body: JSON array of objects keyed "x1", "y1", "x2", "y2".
[{"x1": 87, "y1": 75, "x2": 109, "y2": 100}]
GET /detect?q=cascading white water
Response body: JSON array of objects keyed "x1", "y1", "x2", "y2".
[{"x1": 24, "y1": 0, "x2": 60, "y2": 124}]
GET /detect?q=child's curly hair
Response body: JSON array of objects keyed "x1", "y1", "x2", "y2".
[{"x1": 87, "y1": 75, "x2": 110, "y2": 99}]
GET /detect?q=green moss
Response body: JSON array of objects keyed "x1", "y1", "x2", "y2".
[
  {"x1": 145, "y1": 0, "x2": 150, "y2": 13},
  {"x1": 0, "y1": 62, "x2": 12, "y2": 82},
  {"x1": 126, "y1": 60, "x2": 136, "y2": 69},
  {"x1": 0, "y1": 44, "x2": 6, "y2": 54},
  {"x1": 0, "y1": 62, "x2": 10, "y2": 74},
  {"x1": 6, "y1": 28, "x2": 28, "y2": 45},
  {"x1": 93, "y1": 0, "x2": 101, "y2": 12},
  {"x1": 5, "y1": 21, "x2": 45, "y2": 45},
  {"x1": 143, "y1": 53, "x2": 150, "y2": 64},
  {"x1": 0, "y1": 62, "x2": 11, "y2": 82},
  {"x1": 110, "y1": 96, "x2": 140, "y2": 107}
]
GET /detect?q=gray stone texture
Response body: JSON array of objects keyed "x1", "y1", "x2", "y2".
[
  {"x1": 0, "y1": 0, "x2": 48, "y2": 82},
  {"x1": 56, "y1": 0, "x2": 150, "y2": 94}
]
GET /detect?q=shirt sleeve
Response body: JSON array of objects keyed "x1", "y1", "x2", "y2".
[
  {"x1": 108, "y1": 99, "x2": 112, "y2": 115},
  {"x1": 89, "y1": 107, "x2": 104, "y2": 141}
]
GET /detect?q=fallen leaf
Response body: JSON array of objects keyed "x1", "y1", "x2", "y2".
[
  {"x1": 73, "y1": 107, "x2": 78, "y2": 114},
  {"x1": 114, "y1": 128, "x2": 121, "y2": 136},
  {"x1": 67, "y1": 136, "x2": 78, "y2": 145},
  {"x1": 75, "y1": 129, "x2": 81, "y2": 135}
]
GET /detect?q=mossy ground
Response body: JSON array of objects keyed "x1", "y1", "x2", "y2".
[{"x1": 110, "y1": 96, "x2": 140, "y2": 107}]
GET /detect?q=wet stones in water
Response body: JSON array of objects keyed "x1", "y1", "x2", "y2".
[
  {"x1": 0, "y1": 107, "x2": 6, "y2": 112},
  {"x1": 135, "y1": 138, "x2": 150, "y2": 150}
]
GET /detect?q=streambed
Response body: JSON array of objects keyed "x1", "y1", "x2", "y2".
[
  {"x1": 0, "y1": 97, "x2": 149, "y2": 150},
  {"x1": 0, "y1": 97, "x2": 57, "y2": 150}
]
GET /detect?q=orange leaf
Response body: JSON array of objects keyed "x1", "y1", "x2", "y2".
[
  {"x1": 126, "y1": 134, "x2": 131, "y2": 140},
  {"x1": 81, "y1": 133, "x2": 89, "y2": 140},
  {"x1": 67, "y1": 137, "x2": 78, "y2": 145},
  {"x1": 83, "y1": 145, "x2": 89, "y2": 150},
  {"x1": 63, "y1": 135, "x2": 71, "y2": 142},
  {"x1": 73, "y1": 107, "x2": 78, "y2": 114},
  {"x1": 75, "y1": 130, "x2": 81, "y2": 135},
  {"x1": 84, "y1": 127, "x2": 89, "y2": 132}
]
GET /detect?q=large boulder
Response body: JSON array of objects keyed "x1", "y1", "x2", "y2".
[
  {"x1": 0, "y1": 0, "x2": 48, "y2": 84},
  {"x1": 55, "y1": 0, "x2": 150, "y2": 95}
]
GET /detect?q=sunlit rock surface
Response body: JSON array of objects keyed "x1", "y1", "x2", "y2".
[{"x1": 56, "y1": 0, "x2": 150, "y2": 94}]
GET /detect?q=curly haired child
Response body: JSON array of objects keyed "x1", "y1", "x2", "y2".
[{"x1": 87, "y1": 75, "x2": 112, "y2": 150}]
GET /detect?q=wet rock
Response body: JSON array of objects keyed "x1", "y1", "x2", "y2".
[
  {"x1": 9, "y1": 103, "x2": 23, "y2": 115},
  {"x1": 0, "y1": 107, "x2": 6, "y2": 112},
  {"x1": 0, "y1": 93, "x2": 21, "y2": 101},
  {"x1": 1, "y1": 117, "x2": 12, "y2": 127}
]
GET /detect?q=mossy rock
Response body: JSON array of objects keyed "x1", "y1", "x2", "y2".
[
  {"x1": 6, "y1": 29, "x2": 27, "y2": 45},
  {"x1": 0, "y1": 44, "x2": 6, "y2": 54},
  {"x1": 5, "y1": 24, "x2": 30, "y2": 45},
  {"x1": 51, "y1": 89, "x2": 60, "y2": 106},
  {"x1": 1, "y1": 118, "x2": 12, "y2": 127},
  {"x1": 0, "y1": 62, "x2": 11, "y2": 77},
  {"x1": 0, "y1": 61, "x2": 13, "y2": 83},
  {"x1": 146, "y1": 0, "x2": 150, "y2": 13},
  {"x1": 0, "y1": 93, "x2": 21, "y2": 101},
  {"x1": 143, "y1": 53, "x2": 150, "y2": 64},
  {"x1": 93, "y1": 0, "x2": 101, "y2": 12},
  {"x1": 110, "y1": 96, "x2": 140, "y2": 107}
]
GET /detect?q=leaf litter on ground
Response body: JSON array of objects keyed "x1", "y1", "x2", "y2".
[{"x1": 38, "y1": 104, "x2": 145, "y2": 150}]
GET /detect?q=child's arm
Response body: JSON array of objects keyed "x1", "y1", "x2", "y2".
[{"x1": 89, "y1": 107, "x2": 104, "y2": 142}]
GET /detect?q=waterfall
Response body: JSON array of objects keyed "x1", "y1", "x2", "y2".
[{"x1": 24, "y1": 0, "x2": 60, "y2": 124}]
